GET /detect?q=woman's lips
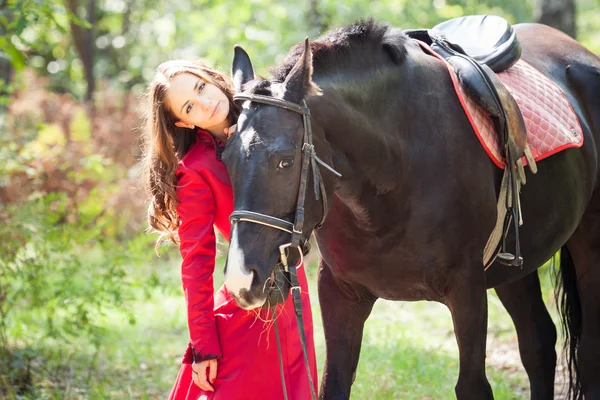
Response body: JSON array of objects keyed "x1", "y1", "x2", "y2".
[{"x1": 210, "y1": 102, "x2": 220, "y2": 118}]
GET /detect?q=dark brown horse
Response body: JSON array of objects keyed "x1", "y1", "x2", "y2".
[{"x1": 222, "y1": 20, "x2": 600, "y2": 399}]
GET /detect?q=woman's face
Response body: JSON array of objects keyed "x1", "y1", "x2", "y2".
[{"x1": 167, "y1": 72, "x2": 230, "y2": 133}]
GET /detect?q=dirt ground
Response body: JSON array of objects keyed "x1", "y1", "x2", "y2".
[{"x1": 487, "y1": 336, "x2": 570, "y2": 399}]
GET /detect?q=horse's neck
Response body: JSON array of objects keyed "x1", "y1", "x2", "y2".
[
  {"x1": 313, "y1": 52, "x2": 456, "y2": 226},
  {"x1": 314, "y1": 70, "x2": 420, "y2": 196},
  {"x1": 312, "y1": 91, "x2": 409, "y2": 228}
]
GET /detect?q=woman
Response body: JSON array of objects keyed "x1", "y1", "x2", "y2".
[{"x1": 141, "y1": 59, "x2": 318, "y2": 399}]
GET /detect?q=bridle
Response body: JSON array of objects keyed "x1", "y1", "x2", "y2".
[
  {"x1": 230, "y1": 93, "x2": 342, "y2": 274},
  {"x1": 229, "y1": 93, "x2": 341, "y2": 400},
  {"x1": 230, "y1": 93, "x2": 341, "y2": 258}
]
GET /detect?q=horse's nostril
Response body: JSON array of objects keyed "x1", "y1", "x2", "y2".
[
  {"x1": 247, "y1": 265, "x2": 277, "y2": 293},
  {"x1": 246, "y1": 265, "x2": 262, "y2": 283}
]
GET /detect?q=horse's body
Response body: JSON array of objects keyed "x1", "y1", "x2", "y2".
[{"x1": 223, "y1": 21, "x2": 600, "y2": 399}]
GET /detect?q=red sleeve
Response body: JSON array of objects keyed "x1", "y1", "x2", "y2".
[{"x1": 176, "y1": 166, "x2": 222, "y2": 363}]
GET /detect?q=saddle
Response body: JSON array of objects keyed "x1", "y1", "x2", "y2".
[{"x1": 405, "y1": 15, "x2": 538, "y2": 268}]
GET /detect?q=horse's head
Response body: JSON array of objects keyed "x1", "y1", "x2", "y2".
[{"x1": 222, "y1": 39, "x2": 339, "y2": 309}]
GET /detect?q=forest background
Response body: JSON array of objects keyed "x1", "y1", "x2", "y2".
[{"x1": 1, "y1": 0, "x2": 599, "y2": 398}]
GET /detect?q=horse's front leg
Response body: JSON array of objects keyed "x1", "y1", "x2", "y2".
[
  {"x1": 445, "y1": 263, "x2": 494, "y2": 399},
  {"x1": 318, "y1": 259, "x2": 377, "y2": 400}
]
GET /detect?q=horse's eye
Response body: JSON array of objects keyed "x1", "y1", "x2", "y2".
[{"x1": 278, "y1": 158, "x2": 294, "y2": 169}]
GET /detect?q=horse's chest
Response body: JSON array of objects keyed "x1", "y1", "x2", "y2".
[{"x1": 316, "y1": 235, "x2": 446, "y2": 301}]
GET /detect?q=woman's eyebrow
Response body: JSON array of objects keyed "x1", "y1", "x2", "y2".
[{"x1": 180, "y1": 79, "x2": 201, "y2": 114}]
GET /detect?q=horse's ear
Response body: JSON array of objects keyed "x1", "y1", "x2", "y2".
[
  {"x1": 232, "y1": 45, "x2": 255, "y2": 92},
  {"x1": 283, "y1": 38, "x2": 321, "y2": 103}
]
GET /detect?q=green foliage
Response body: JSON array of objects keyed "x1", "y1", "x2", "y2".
[
  {"x1": 0, "y1": 88, "x2": 160, "y2": 396},
  {"x1": 577, "y1": 0, "x2": 600, "y2": 54},
  {"x1": 317, "y1": 0, "x2": 532, "y2": 31},
  {"x1": 5, "y1": 0, "x2": 598, "y2": 98},
  {"x1": 0, "y1": 0, "x2": 89, "y2": 69},
  {"x1": 0, "y1": 198, "x2": 155, "y2": 396}
]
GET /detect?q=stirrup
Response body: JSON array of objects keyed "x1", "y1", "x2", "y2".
[
  {"x1": 497, "y1": 208, "x2": 523, "y2": 268},
  {"x1": 497, "y1": 252, "x2": 523, "y2": 267}
]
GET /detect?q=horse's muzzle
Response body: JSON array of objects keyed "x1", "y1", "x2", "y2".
[{"x1": 229, "y1": 264, "x2": 290, "y2": 310}]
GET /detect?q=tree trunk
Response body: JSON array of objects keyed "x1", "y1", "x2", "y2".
[
  {"x1": 66, "y1": 0, "x2": 96, "y2": 103},
  {"x1": 534, "y1": 0, "x2": 576, "y2": 38},
  {"x1": 0, "y1": 1, "x2": 14, "y2": 91},
  {"x1": 85, "y1": 0, "x2": 96, "y2": 106},
  {"x1": 0, "y1": 58, "x2": 12, "y2": 97}
]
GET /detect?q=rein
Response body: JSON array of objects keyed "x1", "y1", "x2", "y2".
[{"x1": 230, "y1": 93, "x2": 341, "y2": 400}]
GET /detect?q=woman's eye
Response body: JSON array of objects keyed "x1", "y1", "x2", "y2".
[
  {"x1": 186, "y1": 104, "x2": 193, "y2": 114},
  {"x1": 278, "y1": 159, "x2": 293, "y2": 169},
  {"x1": 198, "y1": 83, "x2": 205, "y2": 93}
]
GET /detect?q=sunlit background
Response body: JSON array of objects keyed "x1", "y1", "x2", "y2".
[{"x1": 1, "y1": 0, "x2": 598, "y2": 398}]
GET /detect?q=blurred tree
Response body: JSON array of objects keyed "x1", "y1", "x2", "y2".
[
  {"x1": 575, "y1": 0, "x2": 600, "y2": 53},
  {"x1": 0, "y1": 1, "x2": 14, "y2": 92},
  {"x1": 309, "y1": 0, "x2": 328, "y2": 36},
  {"x1": 66, "y1": 0, "x2": 97, "y2": 102},
  {"x1": 0, "y1": 55, "x2": 11, "y2": 91},
  {"x1": 534, "y1": 0, "x2": 576, "y2": 37}
]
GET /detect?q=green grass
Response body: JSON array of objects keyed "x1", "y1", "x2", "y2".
[
  {"x1": 308, "y1": 270, "x2": 533, "y2": 400},
  {"x1": 17, "y1": 254, "x2": 560, "y2": 399},
  {"x1": 333, "y1": 295, "x2": 528, "y2": 399}
]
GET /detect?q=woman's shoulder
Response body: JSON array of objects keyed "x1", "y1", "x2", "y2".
[{"x1": 178, "y1": 131, "x2": 215, "y2": 175}]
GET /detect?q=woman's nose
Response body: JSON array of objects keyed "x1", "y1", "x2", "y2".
[{"x1": 198, "y1": 95, "x2": 212, "y2": 109}]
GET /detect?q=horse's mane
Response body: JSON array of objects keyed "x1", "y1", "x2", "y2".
[{"x1": 246, "y1": 19, "x2": 408, "y2": 95}]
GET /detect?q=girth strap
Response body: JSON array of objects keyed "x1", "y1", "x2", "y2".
[{"x1": 483, "y1": 169, "x2": 510, "y2": 269}]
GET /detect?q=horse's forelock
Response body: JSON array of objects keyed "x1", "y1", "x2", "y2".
[{"x1": 243, "y1": 78, "x2": 272, "y2": 96}]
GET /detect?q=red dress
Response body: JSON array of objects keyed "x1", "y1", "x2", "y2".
[{"x1": 168, "y1": 129, "x2": 318, "y2": 400}]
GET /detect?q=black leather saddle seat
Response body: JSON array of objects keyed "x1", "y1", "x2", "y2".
[
  {"x1": 405, "y1": 15, "x2": 521, "y2": 72},
  {"x1": 431, "y1": 15, "x2": 521, "y2": 72}
]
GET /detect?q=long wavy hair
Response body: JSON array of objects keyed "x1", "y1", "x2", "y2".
[{"x1": 141, "y1": 59, "x2": 240, "y2": 251}]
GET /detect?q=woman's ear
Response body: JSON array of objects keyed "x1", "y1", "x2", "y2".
[{"x1": 175, "y1": 121, "x2": 195, "y2": 129}]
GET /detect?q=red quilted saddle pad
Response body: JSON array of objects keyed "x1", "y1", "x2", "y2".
[
  {"x1": 418, "y1": 40, "x2": 584, "y2": 169},
  {"x1": 458, "y1": 60, "x2": 583, "y2": 168}
]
